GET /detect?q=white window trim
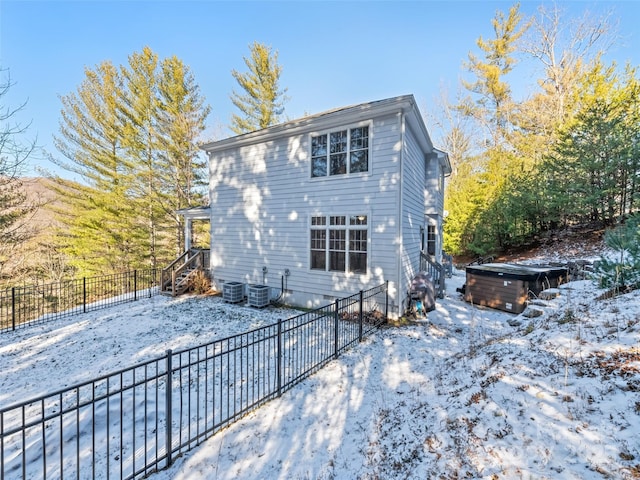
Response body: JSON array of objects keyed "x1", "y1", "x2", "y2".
[
  {"x1": 309, "y1": 121, "x2": 372, "y2": 180},
  {"x1": 309, "y1": 213, "x2": 370, "y2": 275}
]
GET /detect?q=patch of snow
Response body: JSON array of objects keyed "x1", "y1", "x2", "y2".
[{"x1": 1, "y1": 266, "x2": 639, "y2": 479}]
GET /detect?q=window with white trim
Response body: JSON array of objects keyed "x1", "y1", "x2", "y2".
[
  {"x1": 310, "y1": 216, "x2": 327, "y2": 270},
  {"x1": 311, "y1": 126, "x2": 369, "y2": 178},
  {"x1": 427, "y1": 224, "x2": 437, "y2": 256},
  {"x1": 310, "y1": 215, "x2": 368, "y2": 273}
]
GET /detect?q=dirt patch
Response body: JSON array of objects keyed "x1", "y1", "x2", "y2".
[{"x1": 454, "y1": 226, "x2": 606, "y2": 266}]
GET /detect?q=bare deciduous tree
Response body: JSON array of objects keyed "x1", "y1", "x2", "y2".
[
  {"x1": 521, "y1": 3, "x2": 617, "y2": 121},
  {"x1": 0, "y1": 68, "x2": 39, "y2": 284}
]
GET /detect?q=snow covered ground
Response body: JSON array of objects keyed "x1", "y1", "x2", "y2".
[{"x1": 1, "y1": 262, "x2": 639, "y2": 479}]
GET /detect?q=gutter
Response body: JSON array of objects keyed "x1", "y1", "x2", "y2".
[{"x1": 201, "y1": 95, "x2": 417, "y2": 154}]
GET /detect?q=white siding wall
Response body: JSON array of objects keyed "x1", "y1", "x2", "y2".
[
  {"x1": 398, "y1": 122, "x2": 428, "y2": 310},
  {"x1": 425, "y1": 155, "x2": 446, "y2": 261},
  {"x1": 208, "y1": 113, "x2": 404, "y2": 313},
  {"x1": 424, "y1": 155, "x2": 442, "y2": 215}
]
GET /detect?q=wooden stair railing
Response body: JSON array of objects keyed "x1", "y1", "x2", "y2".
[
  {"x1": 161, "y1": 249, "x2": 206, "y2": 296},
  {"x1": 419, "y1": 251, "x2": 446, "y2": 298}
]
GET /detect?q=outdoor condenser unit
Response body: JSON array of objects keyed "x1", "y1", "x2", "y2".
[
  {"x1": 247, "y1": 284, "x2": 270, "y2": 308},
  {"x1": 223, "y1": 281, "x2": 244, "y2": 303}
]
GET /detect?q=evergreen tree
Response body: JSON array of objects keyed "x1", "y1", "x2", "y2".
[
  {"x1": 513, "y1": 5, "x2": 616, "y2": 233},
  {"x1": 230, "y1": 42, "x2": 287, "y2": 134},
  {"x1": 447, "y1": 3, "x2": 529, "y2": 254},
  {"x1": 51, "y1": 48, "x2": 210, "y2": 275},
  {"x1": 594, "y1": 214, "x2": 640, "y2": 290},
  {"x1": 51, "y1": 61, "x2": 142, "y2": 275},
  {"x1": 156, "y1": 55, "x2": 211, "y2": 252},
  {"x1": 120, "y1": 47, "x2": 167, "y2": 271},
  {"x1": 460, "y1": 2, "x2": 528, "y2": 147},
  {"x1": 444, "y1": 3, "x2": 621, "y2": 256},
  {"x1": 443, "y1": 157, "x2": 485, "y2": 254},
  {"x1": 543, "y1": 60, "x2": 640, "y2": 226}
]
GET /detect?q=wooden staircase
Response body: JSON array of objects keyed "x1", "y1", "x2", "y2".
[
  {"x1": 419, "y1": 251, "x2": 446, "y2": 298},
  {"x1": 161, "y1": 248, "x2": 209, "y2": 296}
]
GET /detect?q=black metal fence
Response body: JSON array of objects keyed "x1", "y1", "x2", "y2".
[
  {"x1": 0, "y1": 270, "x2": 158, "y2": 333},
  {"x1": 0, "y1": 282, "x2": 388, "y2": 480}
]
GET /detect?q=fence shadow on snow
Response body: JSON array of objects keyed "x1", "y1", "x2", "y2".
[{"x1": 0, "y1": 282, "x2": 388, "y2": 480}]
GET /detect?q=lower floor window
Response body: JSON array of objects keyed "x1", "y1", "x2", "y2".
[
  {"x1": 329, "y1": 230, "x2": 346, "y2": 271},
  {"x1": 349, "y1": 229, "x2": 367, "y2": 273},
  {"x1": 310, "y1": 229, "x2": 326, "y2": 269},
  {"x1": 311, "y1": 215, "x2": 367, "y2": 273}
]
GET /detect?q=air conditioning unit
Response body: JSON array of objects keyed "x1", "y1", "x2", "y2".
[
  {"x1": 247, "y1": 284, "x2": 270, "y2": 308},
  {"x1": 223, "y1": 281, "x2": 244, "y2": 303}
]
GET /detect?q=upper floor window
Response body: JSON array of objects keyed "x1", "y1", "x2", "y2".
[{"x1": 311, "y1": 126, "x2": 369, "y2": 178}]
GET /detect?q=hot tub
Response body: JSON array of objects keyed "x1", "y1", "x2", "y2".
[{"x1": 464, "y1": 263, "x2": 568, "y2": 314}]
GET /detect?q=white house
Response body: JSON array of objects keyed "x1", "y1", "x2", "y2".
[{"x1": 197, "y1": 94, "x2": 450, "y2": 317}]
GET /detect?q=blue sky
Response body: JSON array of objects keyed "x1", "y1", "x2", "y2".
[{"x1": 1, "y1": 0, "x2": 639, "y2": 178}]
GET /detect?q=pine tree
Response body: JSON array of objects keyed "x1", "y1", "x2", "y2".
[
  {"x1": 594, "y1": 214, "x2": 640, "y2": 290},
  {"x1": 460, "y1": 2, "x2": 528, "y2": 147},
  {"x1": 507, "y1": 5, "x2": 617, "y2": 234},
  {"x1": 230, "y1": 42, "x2": 287, "y2": 134},
  {"x1": 51, "y1": 61, "x2": 142, "y2": 275},
  {"x1": 543, "y1": 60, "x2": 639, "y2": 226},
  {"x1": 120, "y1": 47, "x2": 167, "y2": 270},
  {"x1": 446, "y1": 4, "x2": 529, "y2": 254},
  {"x1": 156, "y1": 55, "x2": 211, "y2": 252},
  {"x1": 51, "y1": 48, "x2": 210, "y2": 276},
  {"x1": 443, "y1": 156, "x2": 487, "y2": 254}
]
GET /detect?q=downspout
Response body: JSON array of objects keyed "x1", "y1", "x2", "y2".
[
  {"x1": 440, "y1": 152, "x2": 452, "y2": 263},
  {"x1": 397, "y1": 111, "x2": 405, "y2": 316}
]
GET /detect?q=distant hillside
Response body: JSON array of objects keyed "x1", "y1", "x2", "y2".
[
  {"x1": 0, "y1": 177, "x2": 66, "y2": 286},
  {"x1": 20, "y1": 176, "x2": 62, "y2": 232}
]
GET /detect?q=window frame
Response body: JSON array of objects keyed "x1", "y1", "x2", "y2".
[
  {"x1": 310, "y1": 122, "x2": 371, "y2": 179},
  {"x1": 426, "y1": 224, "x2": 437, "y2": 256},
  {"x1": 309, "y1": 214, "x2": 369, "y2": 274},
  {"x1": 310, "y1": 216, "x2": 327, "y2": 270}
]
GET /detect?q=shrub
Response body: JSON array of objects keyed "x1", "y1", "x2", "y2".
[
  {"x1": 594, "y1": 214, "x2": 640, "y2": 290},
  {"x1": 190, "y1": 270, "x2": 211, "y2": 294}
]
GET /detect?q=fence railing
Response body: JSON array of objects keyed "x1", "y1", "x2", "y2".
[
  {"x1": 0, "y1": 282, "x2": 388, "y2": 480},
  {"x1": 0, "y1": 269, "x2": 158, "y2": 333}
]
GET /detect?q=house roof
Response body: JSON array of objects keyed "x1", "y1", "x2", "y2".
[
  {"x1": 200, "y1": 95, "x2": 450, "y2": 173},
  {"x1": 176, "y1": 205, "x2": 211, "y2": 220},
  {"x1": 434, "y1": 147, "x2": 453, "y2": 176}
]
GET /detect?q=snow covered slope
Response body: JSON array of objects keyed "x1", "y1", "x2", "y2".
[{"x1": 1, "y1": 266, "x2": 638, "y2": 479}]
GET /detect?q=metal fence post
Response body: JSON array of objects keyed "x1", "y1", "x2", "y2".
[
  {"x1": 83, "y1": 277, "x2": 87, "y2": 313},
  {"x1": 334, "y1": 299, "x2": 339, "y2": 359},
  {"x1": 385, "y1": 280, "x2": 389, "y2": 322},
  {"x1": 358, "y1": 290, "x2": 364, "y2": 342},
  {"x1": 11, "y1": 287, "x2": 16, "y2": 331},
  {"x1": 166, "y1": 349, "x2": 173, "y2": 467},
  {"x1": 277, "y1": 319, "x2": 282, "y2": 396},
  {"x1": 134, "y1": 270, "x2": 137, "y2": 301}
]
